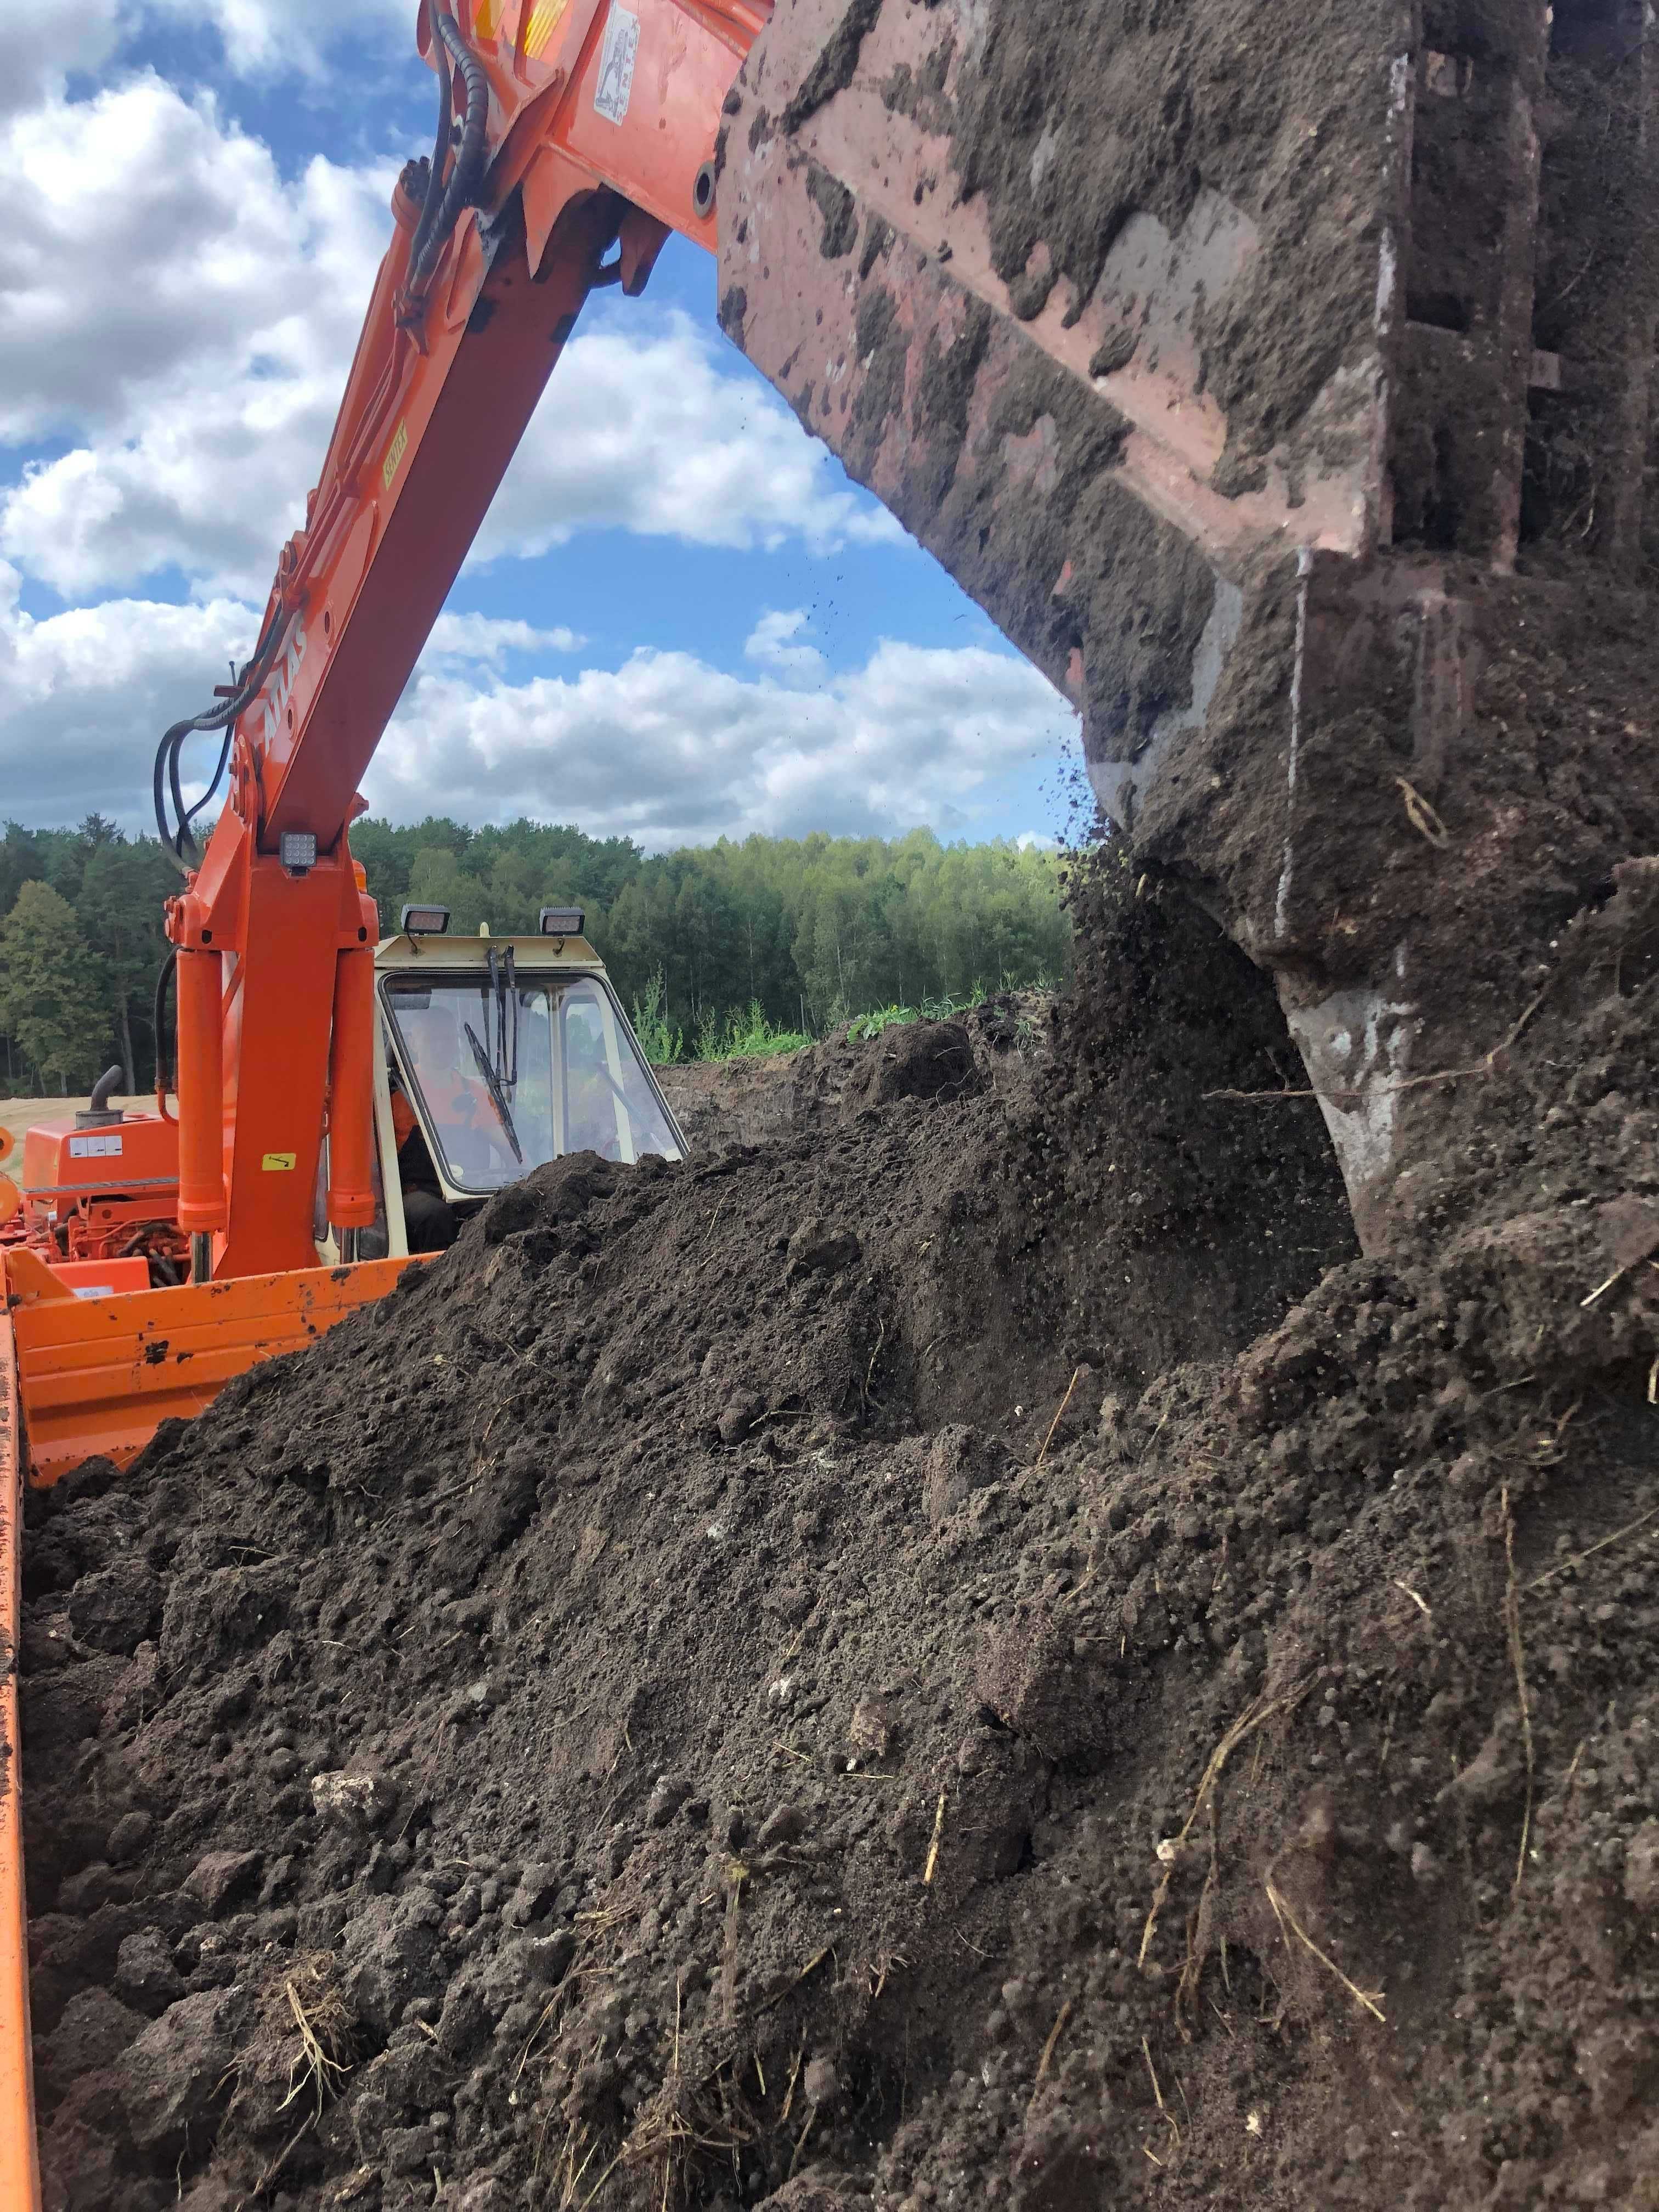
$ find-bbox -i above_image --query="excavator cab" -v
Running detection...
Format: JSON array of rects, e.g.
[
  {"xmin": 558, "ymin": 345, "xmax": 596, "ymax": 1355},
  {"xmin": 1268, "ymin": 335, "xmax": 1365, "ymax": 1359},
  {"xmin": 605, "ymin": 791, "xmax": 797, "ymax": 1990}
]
[
  {"xmin": 353, "ymin": 912, "xmax": 685, "ymax": 1259},
  {"xmin": 1, "ymin": 911, "xmax": 685, "ymax": 1490}
]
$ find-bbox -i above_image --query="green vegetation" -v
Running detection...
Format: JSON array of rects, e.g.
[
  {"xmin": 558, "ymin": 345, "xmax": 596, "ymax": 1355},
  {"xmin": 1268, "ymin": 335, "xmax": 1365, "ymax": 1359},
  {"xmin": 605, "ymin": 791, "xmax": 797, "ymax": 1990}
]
[
  {"xmin": 0, "ymin": 815, "xmax": 1070, "ymax": 1093},
  {"xmin": 692, "ymin": 1001, "xmax": 813, "ymax": 1064},
  {"xmin": 847, "ymin": 986, "xmax": 998, "ymax": 1041},
  {"xmin": 629, "ymin": 969, "xmax": 683, "ymax": 1068},
  {"xmin": 0, "ymin": 817, "xmax": 177, "ymax": 1094}
]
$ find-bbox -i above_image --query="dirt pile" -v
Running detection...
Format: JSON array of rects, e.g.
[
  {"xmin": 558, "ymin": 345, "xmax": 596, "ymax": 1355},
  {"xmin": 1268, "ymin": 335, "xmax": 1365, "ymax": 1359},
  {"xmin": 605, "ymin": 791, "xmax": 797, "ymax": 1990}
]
[{"xmin": 18, "ymin": 855, "xmax": 1659, "ymax": 2212}]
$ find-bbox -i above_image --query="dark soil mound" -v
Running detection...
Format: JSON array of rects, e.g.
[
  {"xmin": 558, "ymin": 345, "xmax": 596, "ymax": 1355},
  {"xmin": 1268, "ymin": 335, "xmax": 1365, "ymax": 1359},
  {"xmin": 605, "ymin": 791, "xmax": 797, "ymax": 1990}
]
[{"xmin": 19, "ymin": 858, "xmax": 1659, "ymax": 2212}]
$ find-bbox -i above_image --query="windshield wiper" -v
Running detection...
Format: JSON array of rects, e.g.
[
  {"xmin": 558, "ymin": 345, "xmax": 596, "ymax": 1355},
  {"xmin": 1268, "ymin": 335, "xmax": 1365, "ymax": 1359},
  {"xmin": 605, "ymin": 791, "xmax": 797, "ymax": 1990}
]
[
  {"xmin": 464, "ymin": 1019, "xmax": 523, "ymax": 1164},
  {"xmin": 487, "ymin": 946, "xmax": 518, "ymax": 1092}
]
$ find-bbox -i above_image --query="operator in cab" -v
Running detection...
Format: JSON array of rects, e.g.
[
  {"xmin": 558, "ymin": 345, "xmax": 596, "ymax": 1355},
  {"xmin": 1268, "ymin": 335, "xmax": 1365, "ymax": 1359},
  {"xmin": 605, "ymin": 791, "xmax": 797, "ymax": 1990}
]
[
  {"xmin": 387, "ymin": 1001, "xmax": 503, "ymax": 1252},
  {"xmin": 387, "ymin": 1071, "xmax": 458, "ymax": 1253}
]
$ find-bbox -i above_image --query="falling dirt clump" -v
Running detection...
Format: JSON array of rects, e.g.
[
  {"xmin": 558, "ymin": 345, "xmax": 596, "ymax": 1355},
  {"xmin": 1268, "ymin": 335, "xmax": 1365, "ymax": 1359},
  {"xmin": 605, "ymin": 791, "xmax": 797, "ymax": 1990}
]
[{"xmin": 19, "ymin": 851, "xmax": 1659, "ymax": 2212}]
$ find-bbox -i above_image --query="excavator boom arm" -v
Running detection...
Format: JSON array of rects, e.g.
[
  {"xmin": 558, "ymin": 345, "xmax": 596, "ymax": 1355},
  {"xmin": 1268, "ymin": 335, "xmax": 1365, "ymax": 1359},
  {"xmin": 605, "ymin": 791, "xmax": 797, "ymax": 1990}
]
[{"xmin": 162, "ymin": 0, "xmax": 765, "ymax": 1281}]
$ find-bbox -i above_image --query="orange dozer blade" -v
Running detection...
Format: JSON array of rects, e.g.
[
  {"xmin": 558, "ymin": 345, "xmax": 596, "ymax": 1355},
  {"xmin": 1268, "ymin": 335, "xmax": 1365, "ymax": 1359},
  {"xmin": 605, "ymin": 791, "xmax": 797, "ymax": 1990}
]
[
  {"xmin": 4, "ymin": 1249, "xmax": 416, "ymax": 1489},
  {"xmin": 0, "ymin": 1304, "xmax": 41, "ymax": 2212}
]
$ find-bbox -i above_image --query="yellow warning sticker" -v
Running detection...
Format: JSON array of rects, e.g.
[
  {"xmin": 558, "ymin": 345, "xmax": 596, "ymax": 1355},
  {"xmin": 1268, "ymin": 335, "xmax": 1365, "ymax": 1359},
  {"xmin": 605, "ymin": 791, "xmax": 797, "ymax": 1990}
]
[
  {"xmin": 473, "ymin": 0, "xmax": 501, "ymax": 32},
  {"xmin": 523, "ymin": 0, "xmax": 570, "ymax": 59},
  {"xmin": 382, "ymin": 419, "xmax": 408, "ymax": 494},
  {"xmin": 261, "ymin": 1152, "xmax": 298, "ymax": 1173}
]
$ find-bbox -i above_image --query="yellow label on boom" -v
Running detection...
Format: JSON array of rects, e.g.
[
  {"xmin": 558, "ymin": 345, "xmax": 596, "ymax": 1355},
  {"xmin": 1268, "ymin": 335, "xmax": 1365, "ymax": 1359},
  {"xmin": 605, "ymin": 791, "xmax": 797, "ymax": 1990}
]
[
  {"xmin": 261, "ymin": 1153, "xmax": 298, "ymax": 1173},
  {"xmin": 382, "ymin": 420, "xmax": 409, "ymax": 493}
]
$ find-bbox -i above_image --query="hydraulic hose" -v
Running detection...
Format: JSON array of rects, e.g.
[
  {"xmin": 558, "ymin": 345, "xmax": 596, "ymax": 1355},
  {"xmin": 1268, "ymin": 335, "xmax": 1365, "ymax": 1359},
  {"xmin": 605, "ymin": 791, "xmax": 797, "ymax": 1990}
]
[
  {"xmin": 152, "ymin": 947, "xmax": 177, "ymax": 1120},
  {"xmin": 412, "ymin": 1, "xmax": 491, "ymax": 290},
  {"xmin": 152, "ymin": 596, "xmax": 288, "ymax": 872},
  {"xmin": 407, "ymin": 0, "xmax": 456, "ymax": 278}
]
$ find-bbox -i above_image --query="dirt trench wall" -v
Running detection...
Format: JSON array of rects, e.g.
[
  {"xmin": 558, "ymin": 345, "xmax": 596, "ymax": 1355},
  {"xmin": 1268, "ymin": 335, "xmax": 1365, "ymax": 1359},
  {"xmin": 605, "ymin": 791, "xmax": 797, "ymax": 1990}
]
[{"xmin": 718, "ymin": 0, "xmax": 1659, "ymax": 1254}]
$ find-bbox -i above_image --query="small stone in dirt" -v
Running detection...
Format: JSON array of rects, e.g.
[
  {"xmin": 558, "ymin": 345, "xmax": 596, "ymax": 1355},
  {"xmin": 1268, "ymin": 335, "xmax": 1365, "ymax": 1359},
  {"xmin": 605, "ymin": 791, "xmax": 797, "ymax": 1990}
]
[
  {"xmin": 115, "ymin": 1926, "xmax": 187, "ymax": 2016},
  {"xmin": 848, "ymin": 1698, "xmax": 892, "ymax": 1758},
  {"xmin": 786, "ymin": 1217, "xmax": 862, "ymax": 1276},
  {"xmin": 184, "ymin": 1849, "xmax": 262, "ymax": 1915},
  {"xmin": 57, "ymin": 1861, "xmax": 132, "ymax": 1915},
  {"xmin": 719, "ymin": 1393, "xmax": 764, "ymax": 1445},
  {"xmin": 506, "ymin": 1865, "xmax": 561, "ymax": 1925},
  {"xmin": 1438, "ymin": 1721, "xmax": 1519, "ymax": 1809},
  {"xmin": 311, "ymin": 1767, "xmax": 398, "ymax": 1832},
  {"xmin": 177, "ymin": 2179, "xmax": 236, "ymax": 2212},
  {"xmin": 384, "ymin": 2124, "xmax": 438, "ymax": 2177},
  {"xmin": 1626, "ymin": 1821, "xmax": 1659, "ymax": 1912},
  {"xmin": 646, "ymin": 1774, "xmax": 693, "ymax": 1827},
  {"xmin": 757, "ymin": 1803, "xmax": 806, "ymax": 1848},
  {"xmin": 803, "ymin": 2053, "xmax": 840, "ymax": 2108},
  {"xmin": 923, "ymin": 1425, "xmax": 1000, "ymax": 1528},
  {"xmin": 448, "ymin": 2175, "xmax": 514, "ymax": 2211},
  {"xmin": 106, "ymin": 1808, "xmax": 153, "ymax": 1864}
]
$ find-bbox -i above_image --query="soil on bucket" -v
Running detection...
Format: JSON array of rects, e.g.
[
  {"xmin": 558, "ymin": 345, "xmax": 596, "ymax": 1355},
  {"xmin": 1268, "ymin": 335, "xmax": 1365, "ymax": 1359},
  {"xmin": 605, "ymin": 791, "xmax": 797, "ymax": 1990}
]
[{"xmin": 18, "ymin": 848, "xmax": 1659, "ymax": 2212}]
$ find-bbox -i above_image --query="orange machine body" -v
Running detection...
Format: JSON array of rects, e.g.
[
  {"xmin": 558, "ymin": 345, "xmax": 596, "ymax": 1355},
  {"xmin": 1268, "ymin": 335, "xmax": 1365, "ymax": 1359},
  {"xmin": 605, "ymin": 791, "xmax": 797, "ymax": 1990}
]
[{"xmin": 11, "ymin": 1113, "xmax": 187, "ymax": 1275}]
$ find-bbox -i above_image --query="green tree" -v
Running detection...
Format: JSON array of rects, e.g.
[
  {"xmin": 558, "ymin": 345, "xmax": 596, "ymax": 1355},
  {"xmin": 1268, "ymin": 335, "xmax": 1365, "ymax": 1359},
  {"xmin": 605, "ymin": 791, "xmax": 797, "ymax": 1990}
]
[
  {"xmin": 75, "ymin": 831, "xmax": 174, "ymax": 1091},
  {"xmin": 0, "ymin": 824, "xmax": 44, "ymax": 919},
  {"xmin": 405, "ymin": 848, "xmax": 488, "ymax": 936},
  {"xmin": 0, "ymin": 881, "xmax": 110, "ymax": 1092}
]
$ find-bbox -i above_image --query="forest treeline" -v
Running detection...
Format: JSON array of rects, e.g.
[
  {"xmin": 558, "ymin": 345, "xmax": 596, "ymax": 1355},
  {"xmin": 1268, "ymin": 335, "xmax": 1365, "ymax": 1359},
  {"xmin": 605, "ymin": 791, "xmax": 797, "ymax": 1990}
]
[{"xmin": 0, "ymin": 815, "xmax": 1069, "ymax": 1093}]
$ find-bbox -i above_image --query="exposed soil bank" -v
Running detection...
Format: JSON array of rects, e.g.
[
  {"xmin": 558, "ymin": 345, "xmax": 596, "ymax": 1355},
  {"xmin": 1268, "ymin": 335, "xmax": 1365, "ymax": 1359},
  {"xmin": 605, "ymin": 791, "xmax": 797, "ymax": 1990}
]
[{"xmin": 19, "ymin": 854, "xmax": 1659, "ymax": 2211}]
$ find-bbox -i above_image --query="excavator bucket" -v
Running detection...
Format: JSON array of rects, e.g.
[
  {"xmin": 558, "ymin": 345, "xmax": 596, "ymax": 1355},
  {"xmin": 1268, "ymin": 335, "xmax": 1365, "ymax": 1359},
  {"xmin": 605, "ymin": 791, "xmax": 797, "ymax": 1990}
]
[{"xmin": 0, "ymin": 1248, "xmax": 416, "ymax": 1490}]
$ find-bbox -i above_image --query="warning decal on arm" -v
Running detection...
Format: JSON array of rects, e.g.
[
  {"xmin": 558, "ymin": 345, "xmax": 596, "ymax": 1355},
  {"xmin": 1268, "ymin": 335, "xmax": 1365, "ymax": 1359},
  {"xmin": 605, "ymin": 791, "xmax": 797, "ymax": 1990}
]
[{"xmin": 593, "ymin": 3, "xmax": 640, "ymax": 124}]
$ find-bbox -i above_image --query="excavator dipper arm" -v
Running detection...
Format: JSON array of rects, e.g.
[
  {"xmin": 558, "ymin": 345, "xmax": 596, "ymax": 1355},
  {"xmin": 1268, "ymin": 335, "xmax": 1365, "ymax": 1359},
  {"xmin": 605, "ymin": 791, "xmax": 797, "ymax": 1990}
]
[{"xmin": 161, "ymin": 0, "xmax": 767, "ymax": 1280}]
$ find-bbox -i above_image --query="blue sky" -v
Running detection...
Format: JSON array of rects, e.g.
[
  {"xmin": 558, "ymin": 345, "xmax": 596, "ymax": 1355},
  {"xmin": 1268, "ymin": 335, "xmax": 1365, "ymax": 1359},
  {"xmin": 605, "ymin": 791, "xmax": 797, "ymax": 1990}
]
[{"xmin": 0, "ymin": 2, "xmax": 1078, "ymax": 851}]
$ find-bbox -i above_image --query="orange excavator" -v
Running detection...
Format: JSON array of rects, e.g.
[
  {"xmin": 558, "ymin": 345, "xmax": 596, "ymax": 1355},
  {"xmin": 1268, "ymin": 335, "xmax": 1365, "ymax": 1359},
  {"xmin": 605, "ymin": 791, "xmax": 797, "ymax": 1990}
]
[{"xmin": 0, "ymin": 1, "xmax": 770, "ymax": 2192}]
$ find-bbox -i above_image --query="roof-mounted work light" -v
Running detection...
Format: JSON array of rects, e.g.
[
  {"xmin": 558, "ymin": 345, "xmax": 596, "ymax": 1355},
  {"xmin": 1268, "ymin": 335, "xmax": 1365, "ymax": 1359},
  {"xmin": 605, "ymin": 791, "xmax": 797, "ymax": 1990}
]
[
  {"xmin": 400, "ymin": 904, "xmax": 450, "ymax": 935},
  {"xmin": 539, "ymin": 906, "xmax": 585, "ymax": 937}
]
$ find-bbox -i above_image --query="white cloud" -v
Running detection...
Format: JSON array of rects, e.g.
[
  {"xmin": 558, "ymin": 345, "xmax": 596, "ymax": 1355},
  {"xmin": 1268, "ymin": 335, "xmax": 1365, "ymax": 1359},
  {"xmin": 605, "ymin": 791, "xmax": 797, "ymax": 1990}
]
[
  {"xmin": 1, "ymin": 0, "xmax": 124, "ymax": 121},
  {"xmin": 425, "ymin": 613, "xmax": 584, "ymax": 665},
  {"xmin": 0, "ymin": 561, "xmax": 257, "ymax": 826},
  {"xmin": 476, "ymin": 318, "xmax": 901, "ymax": 566},
  {"xmin": 744, "ymin": 609, "xmax": 827, "ymax": 681},
  {"xmin": 0, "ymin": 580, "xmax": 577, "ymax": 827},
  {"xmin": 0, "ymin": 561, "xmax": 1076, "ymax": 846},
  {"xmin": 0, "ymin": 77, "xmax": 897, "ymax": 602},
  {"xmin": 0, "ymin": 77, "xmax": 387, "ymax": 451},
  {"xmin": 370, "ymin": 638, "xmax": 1076, "ymax": 848}
]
